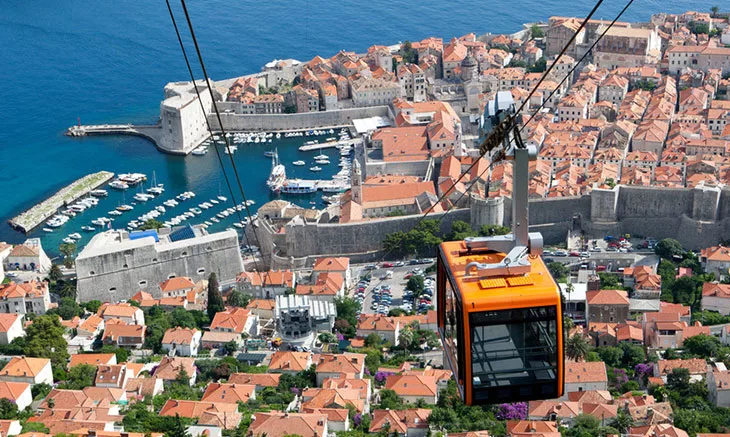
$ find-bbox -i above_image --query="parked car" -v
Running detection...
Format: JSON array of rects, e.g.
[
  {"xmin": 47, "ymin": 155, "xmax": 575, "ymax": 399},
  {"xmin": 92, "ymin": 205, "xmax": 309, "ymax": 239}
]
[
  {"xmin": 569, "ymin": 251, "xmax": 580, "ymax": 257},
  {"xmin": 364, "ymin": 265, "xmax": 378, "ymax": 270},
  {"xmin": 589, "ymin": 247, "xmax": 601, "ymax": 252},
  {"xmin": 580, "ymin": 252, "xmax": 589, "ymax": 258},
  {"xmin": 382, "ymin": 262, "xmax": 394, "ymax": 268},
  {"xmin": 394, "ymin": 261, "xmax": 405, "ymax": 267},
  {"xmin": 554, "ymin": 250, "xmax": 568, "ymax": 257}
]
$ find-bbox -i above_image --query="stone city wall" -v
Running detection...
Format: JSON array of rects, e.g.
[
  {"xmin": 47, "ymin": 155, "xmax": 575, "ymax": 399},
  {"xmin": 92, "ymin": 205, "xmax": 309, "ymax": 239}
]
[{"xmin": 209, "ymin": 106, "xmax": 391, "ymax": 132}]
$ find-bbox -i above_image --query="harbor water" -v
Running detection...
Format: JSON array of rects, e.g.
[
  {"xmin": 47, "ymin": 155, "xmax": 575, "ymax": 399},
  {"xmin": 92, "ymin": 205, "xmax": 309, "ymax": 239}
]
[{"xmin": 0, "ymin": 0, "xmax": 701, "ymax": 257}]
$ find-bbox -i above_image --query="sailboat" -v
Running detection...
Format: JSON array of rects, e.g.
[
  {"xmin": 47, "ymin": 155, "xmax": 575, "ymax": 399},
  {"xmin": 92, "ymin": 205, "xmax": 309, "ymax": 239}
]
[
  {"xmin": 147, "ymin": 171, "xmax": 164, "ymax": 195},
  {"xmin": 267, "ymin": 148, "xmax": 286, "ymax": 193}
]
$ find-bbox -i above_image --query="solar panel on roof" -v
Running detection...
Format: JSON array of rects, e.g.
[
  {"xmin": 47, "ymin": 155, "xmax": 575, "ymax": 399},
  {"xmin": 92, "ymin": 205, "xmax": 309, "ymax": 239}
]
[{"xmin": 169, "ymin": 225, "xmax": 196, "ymax": 242}]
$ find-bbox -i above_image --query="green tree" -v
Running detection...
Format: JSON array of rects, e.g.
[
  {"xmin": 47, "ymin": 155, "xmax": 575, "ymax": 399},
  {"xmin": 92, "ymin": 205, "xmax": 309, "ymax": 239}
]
[
  {"xmin": 318, "ymin": 332, "xmax": 337, "ymax": 344},
  {"xmin": 378, "ymin": 389, "xmax": 405, "ymax": 410},
  {"xmin": 683, "ymin": 333, "xmax": 720, "ymax": 358},
  {"xmin": 398, "ymin": 325, "xmax": 415, "ymax": 352},
  {"xmin": 227, "ymin": 289, "xmax": 252, "ymax": 308},
  {"xmin": 401, "ymin": 41, "xmax": 418, "ymax": 65},
  {"xmin": 566, "ymin": 334, "xmax": 591, "ymax": 362},
  {"xmin": 528, "ymin": 57, "xmax": 547, "ymax": 73},
  {"xmin": 610, "ymin": 407, "xmax": 634, "ymax": 434},
  {"xmin": 207, "ymin": 272, "xmax": 224, "ymax": 320},
  {"xmin": 23, "ymin": 315, "xmax": 69, "ymax": 368},
  {"xmin": 31, "ymin": 383, "xmax": 52, "ymax": 400},
  {"xmin": 99, "ymin": 345, "xmax": 130, "ymax": 363},
  {"xmin": 447, "ymin": 221, "xmax": 476, "ymax": 241},
  {"xmin": 596, "ymin": 346, "xmax": 623, "ymax": 368},
  {"xmin": 170, "ymin": 308, "xmax": 196, "ymax": 328},
  {"xmin": 655, "ymin": 238, "xmax": 684, "ymax": 260},
  {"xmin": 564, "ymin": 414, "xmax": 600, "ymax": 437},
  {"xmin": 335, "ymin": 297, "xmax": 361, "ymax": 332},
  {"xmin": 547, "ymin": 262, "xmax": 569, "ymax": 283},
  {"xmin": 508, "ymin": 59, "xmax": 527, "ymax": 68},
  {"xmin": 619, "ymin": 342, "xmax": 646, "ymax": 368},
  {"xmin": 21, "ymin": 422, "xmax": 49, "ymax": 434},
  {"xmin": 0, "ymin": 398, "xmax": 18, "ymax": 419},
  {"xmin": 222, "ymin": 341, "xmax": 238, "ymax": 356},
  {"xmin": 598, "ymin": 272, "xmax": 622, "ymax": 289},
  {"xmin": 51, "ymin": 297, "xmax": 84, "ymax": 320},
  {"xmin": 84, "ymin": 300, "xmax": 103, "ymax": 313},
  {"xmin": 479, "ymin": 224, "xmax": 510, "ymax": 236},
  {"xmin": 48, "ymin": 264, "xmax": 63, "ymax": 284},
  {"xmin": 165, "ymin": 414, "xmax": 191, "ymax": 437},
  {"xmin": 60, "ymin": 364, "xmax": 97, "ymax": 390},
  {"xmin": 530, "ymin": 24, "xmax": 545, "ymax": 38},
  {"xmin": 140, "ymin": 219, "xmax": 164, "ymax": 230},
  {"xmin": 711, "ymin": 6, "xmax": 719, "ymax": 17},
  {"xmin": 406, "ymin": 275, "xmax": 425, "ymax": 294},
  {"xmin": 59, "ymin": 243, "xmax": 77, "ymax": 268},
  {"xmin": 365, "ymin": 333, "xmax": 383, "ymax": 348}
]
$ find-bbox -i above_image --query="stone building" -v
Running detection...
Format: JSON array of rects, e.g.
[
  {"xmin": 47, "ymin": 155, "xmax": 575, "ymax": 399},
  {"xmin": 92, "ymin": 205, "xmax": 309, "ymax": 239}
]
[
  {"xmin": 586, "ymin": 289, "xmax": 630, "ymax": 323},
  {"xmin": 593, "ymin": 27, "xmax": 661, "ymax": 69},
  {"xmin": 275, "ymin": 295, "xmax": 335, "ymax": 347},
  {"xmin": 75, "ymin": 226, "xmax": 243, "ymax": 302},
  {"xmin": 159, "ymin": 81, "xmax": 213, "ymax": 154},
  {"xmin": 0, "ymin": 280, "xmax": 50, "ymax": 315}
]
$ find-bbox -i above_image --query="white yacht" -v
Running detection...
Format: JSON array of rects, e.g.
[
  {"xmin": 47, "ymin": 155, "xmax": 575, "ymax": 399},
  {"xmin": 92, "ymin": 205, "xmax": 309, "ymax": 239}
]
[{"xmin": 293, "ymin": 160, "xmax": 306, "ymax": 166}]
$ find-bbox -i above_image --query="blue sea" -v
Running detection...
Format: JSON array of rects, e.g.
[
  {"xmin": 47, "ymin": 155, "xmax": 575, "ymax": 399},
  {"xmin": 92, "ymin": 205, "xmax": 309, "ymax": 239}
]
[{"xmin": 0, "ymin": 0, "xmax": 702, "ymax": 257}]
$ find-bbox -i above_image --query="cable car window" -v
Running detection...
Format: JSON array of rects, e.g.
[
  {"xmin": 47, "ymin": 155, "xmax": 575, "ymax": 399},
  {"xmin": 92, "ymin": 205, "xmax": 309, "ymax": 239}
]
[
  {"xmin": 469, "ymin": 306, "xmax": 558, "ymax": 401},
  {"xmin": 444, "ymin": 277, "xmax": 462, "ymax": 381}
]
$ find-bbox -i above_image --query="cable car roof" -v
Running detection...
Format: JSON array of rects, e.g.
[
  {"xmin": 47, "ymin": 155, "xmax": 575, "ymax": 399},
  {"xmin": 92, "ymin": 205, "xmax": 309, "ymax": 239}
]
[{"xmin": 440, "ymin": 240, "xmax": 560, "ymax": 312}]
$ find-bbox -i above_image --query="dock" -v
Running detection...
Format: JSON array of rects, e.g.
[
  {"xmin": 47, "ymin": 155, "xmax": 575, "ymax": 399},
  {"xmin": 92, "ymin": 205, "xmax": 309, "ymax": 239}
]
[
  {"xmin": 8, "ymin": 171, "xmax": 115, "ymax": 233},
  {"xmin": 66, "ymin": 124, "xmax": 162, "ymax": 146}
]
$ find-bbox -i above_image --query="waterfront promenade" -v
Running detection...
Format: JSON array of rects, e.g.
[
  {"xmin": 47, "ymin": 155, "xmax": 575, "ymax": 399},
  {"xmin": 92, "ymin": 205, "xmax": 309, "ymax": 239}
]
[{"xmin": 9, "ymin": 171, "xmax": 114, "ymax": 233}]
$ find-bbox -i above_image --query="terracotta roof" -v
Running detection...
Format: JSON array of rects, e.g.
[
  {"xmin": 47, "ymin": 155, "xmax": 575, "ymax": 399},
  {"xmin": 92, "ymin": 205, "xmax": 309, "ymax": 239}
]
[
  {"xmin": 301, "ymin": 407, "xmax": 348, "ymax": 423},
  {"xmin": 702, "ymin": 246, "xmax": 730, "ymax": 262},
  {"xmin": 0, "ymin": 281, "xmax": 48, "ymax": 299},
  {"xmin": 321, "ymin": 377, "xmax": 370, "ymax": 399},
  {"xmin": 385, "ymin": 374, "xmax": 437, "ymax": 397},
  {"xmin": 99, "ymin": 303, "xmax": 140, "ymax": 319},
  {"xmin": 357, "ymin": 314, "xmax": 398, "ymax": 332},
  {"xmin": 210, "ymin": 308, "xmax": 251, "ymax": 334},
  {"xmin": 201, "ymin": 383, "xmax": 256, "ymax": 403},
  {"xmin": 94, "ymin": 365, "xmax": 126, "ymax": 387},
  {"xmin": 657, "ymin": 358, "xmax": 707, "ymax": 375},
  {"xmin": 315, "ymin": 353, "xmax": 365, "ymax": 375},
  {"xmin": 564, "ymin": 361, "xmax": 607, "ymax": 384},
  {"xmin": 0, "ymin": 381, "xmax": 29, "ymax": 401},
  {"xmin": 153, "ymin": 357, "xmax": 196, "ymax": 381},
  {"xmin": 246, "ymin": 299, "xmax": 276, "ymax": 311},
  {"xmin": 69, "ymin": 353, "xmax": 116, "ymax": 368},
  {"xmin": 249, "ymin": 412, "xmax": 327, "ymax": 437},
  {"xmin": 616, "ymin": 324, "xmax": 643, "ymax": 342},
  {"xmin": 0, "ymin": 357, "xmax": 50, "ymax": 378},
  {"xmin": 370, "ymin": 409, "xmax": 430, "ymax": 434},
  {"xmin": 372, "ymin": 126, "xmax": 430, "ymax": 162},
  {"xmin": 269, "ymin": 351, "xmax": 311, "ymax": 372},
  {"xmin": 125, "ymin": 377, "xmax": 160, "ymax": 398},
  {"xmin": 703, "ymin": 282, "xmax": 730, "ymax": 298},
  {"xmin": 586, "ymin": 289, "xmax": 629, "ymax": 305},
  {"xmin": 508, "ymin": 420, "xmax": 559, "ymax": 434},
  {"xmin": 102, "ymin": 324, "xmax": 145, "ymax": 342},
  {"xmin": 201, "ymin": 331, "xmax": 240, "ymax": 344},
  {"xmin": 9, "ymin": 245, "xmax": 39, "ymax": 257},
  {"xmin": 162, "ymin": 327, "xmax": 199, "ymax": 345},
  {"xmin": 129, "ymin": 291, "xmax": 154, "ymax": 303},
  {"xmin": 567, "ymin": 390, "xmax": 612, "ymax": 404},
  {"xmin": 296, "ymin": 272, "xmax": 344, "ymax": 296},
  {"xmin": 228, "ymin": 373, "xmax": 280, "ymax": 387},
  {"xmin": 159, "ymin": 276, "xmax": 195, "ymax": 292},
  {"xmin": 237, "ymin": 270, "xmax": 295, "ymax": 288},
  {"xmin": 0, "ymin": 313, "xmax": 21, "ymax": 332},
  {"xmin": 159, "ymin": 399, "xmax": 238, "ymax": 418}
]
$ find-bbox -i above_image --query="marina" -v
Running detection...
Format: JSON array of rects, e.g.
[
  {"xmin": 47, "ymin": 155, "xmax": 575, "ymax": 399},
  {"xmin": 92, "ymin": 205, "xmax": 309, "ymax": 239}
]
[{"xmin": 8, "ymin": 171, "xmax": 114, "ymax": 234}]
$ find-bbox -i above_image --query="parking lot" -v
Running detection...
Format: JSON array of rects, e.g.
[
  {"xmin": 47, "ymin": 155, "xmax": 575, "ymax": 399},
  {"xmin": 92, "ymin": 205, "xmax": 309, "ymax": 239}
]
[{"xmin": 350, "ymin": 260, "xmax": 436, "ymax": 316}]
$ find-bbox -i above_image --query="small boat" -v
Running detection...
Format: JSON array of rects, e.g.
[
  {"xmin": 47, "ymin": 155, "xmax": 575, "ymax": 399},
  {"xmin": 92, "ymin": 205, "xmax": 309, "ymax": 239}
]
[
  {"xmin": 155, "ymin": 206, "xmax": 166, "ymax": 213},
  {"xmin": 81, "ymin": 226, "xmax": 95, "ymax": 232},
  {"xmin": 210, "ymin": 199, "xmax": 219, "ymax": 204},
  {"xmin": 293, "ymin": 160, "xmax": 306, "ymax": 166},
  {"xmin": 217, "ymin": 195, "xmax": 227, "ymax": 202},
  {"xmin": 109, "ymin": 180, "xmax": 129, "ymax": 190},
  {"xmin": 315, "ymin": 159, "xmax": 330, "ymax": 165},
  {"xmin": 216, "ymin": 212, "xmax": 226, "ymax": 219},
  {"xmin": 309, "ymin": 166, "xmax": 322, "ymax": 172},
  {"xmin": 314, "ymin": 154, "xmax": 328, "ymax": 160},
  {"xmin": 204, "ymin": 221, "xmax": 212, "ymax": 226},
  {"xmin": 68, "ymin": 233, "xmax": 82, "ymax": 240},
  {"xmin": 233, "ymin": 222, "xmax": 245, "ymax": 229},
  {"xmin": 210, "ymin": 217, "xmax": 220, "ymax": 223},
  {"xmin": 133, "ymin": 193, "xmax": 152, "ymax": 202},
  {"xmin": 90, "ymin": 189, "xmax": 108, "ymax": 197},
  {"xmin": 62, "ymin": 238, "xmax": 76, "ymax": 244},
  {"xmin": 264, "ymin": 151, "xmax": 276, "ymax": 158},
  {"xmin": 192, "ymin": 146, "xmax": 208, "ymax": 156},
  {"xmin": 43, "ymin": 228, "xmax": 54, "ymax": 233},
  {"xmin": 246, "ymin": 200, "xmax": 256, "ymax": 206}
]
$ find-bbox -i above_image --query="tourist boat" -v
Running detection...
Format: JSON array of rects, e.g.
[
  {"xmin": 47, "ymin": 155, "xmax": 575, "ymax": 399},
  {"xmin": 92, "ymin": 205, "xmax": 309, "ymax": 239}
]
[
  {"xmin": 281, "ymin": 179, "xmax": 317, "ymax": 194},
  {"xmin": 309, "ymin": 166, "xmax": 322, "ymax": 172},
  {"xmin": 192, "ymin": 146, "xmax": 208, "ymax": 156},
  {"xmin": 62, "ymin": 237, "xmax": 75, "ymax": 244},
  {"xmin": 314, "ymin": 159, "xmax": 330, "ymax": 165},
  {"xmin": 90, "ymin": 189, "xmax": 108, "ymax": 197},
  {"xmin": 293, "ymin": 160, "xmax": 305, "ymax": 166},
  {"xmin": 109, "ymin": 180, "xmax": 129, "ymax": 190},
  {"xmin": 314, "ymin": 154, "xmax": 328, "ymax": 160},
  {"xmin": 118, "ymin": 173, "xmax": 147, "ymax": 185},
  {"xmin": 43, "ymin": 228, "xmax": 54, "ymax": 233},
  {"xmin": 68, "ymin": 233, "xmax": 82, "ymax": 240},
  {"xmin": 116, "ymin": 204, "xmax": 134, "ymax": 212}
]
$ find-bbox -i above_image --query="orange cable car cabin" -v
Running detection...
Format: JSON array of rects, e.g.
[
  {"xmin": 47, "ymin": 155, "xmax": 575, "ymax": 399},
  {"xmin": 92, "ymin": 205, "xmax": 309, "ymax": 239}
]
[
  {"xmin": 437, "ymin": 240, "xmax": 564, "ymax": 404},
  {"xmin": 436, "ymin": 91, "xmax": 564, "ymax": 405}
]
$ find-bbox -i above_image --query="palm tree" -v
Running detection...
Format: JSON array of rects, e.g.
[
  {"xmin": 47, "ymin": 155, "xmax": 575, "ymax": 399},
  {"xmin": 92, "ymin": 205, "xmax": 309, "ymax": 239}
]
[
  {"xmin": 565, "ymin": 333, "xmax": 591, "ymax": 362},
  {"xmin": 399, "ymin": 325, "xmax": 414, "ymax": 353},
  {"xmin": 711, "ymin": 6, "xmax": 719, "ymax": 17}
]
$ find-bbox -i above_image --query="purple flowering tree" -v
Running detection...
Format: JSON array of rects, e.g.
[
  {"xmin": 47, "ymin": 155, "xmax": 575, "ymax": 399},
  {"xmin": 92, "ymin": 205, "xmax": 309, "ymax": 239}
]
[
  {"xmin": 353, "ymin": 413, "xmax": 362, "ymax": 427},
  {"xmin": 374, "ymin": 371, "xmax": 394, "ymax": 386},
  {"xmin": 496, "ymin": 402, "xmax": 528, "ymax": 420},
  {"xmin": 635, "ymin": 363, "xmax": 653, "ymax": 386}
]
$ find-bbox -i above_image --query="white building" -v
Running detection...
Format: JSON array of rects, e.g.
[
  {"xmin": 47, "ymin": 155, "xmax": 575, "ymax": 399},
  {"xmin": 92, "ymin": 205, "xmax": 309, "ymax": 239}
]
[
  {"xmin": 0, "ymin": 357, "xmax": 53, "ymax": 386},
  {"xmin": 161, "ymin": 327, "xmax": 202, "ymax": 357},
  {"xmin": 0, "ymin": 314, "xmax": 24, "ymax": 345},
  {"xmin": 350, "ymin": 77, "xmax": 401, "ymax": 107},
  {"xmin": 0, "ymin": 280, "xmax": 51, "ymax": 315},
  {"xmin": 0, "ymin": 382, "xmax": 32, "ymax": 411},
  {"xmin": 3, "ymin": 239, "xmax": 51, "ymax": 273}
]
